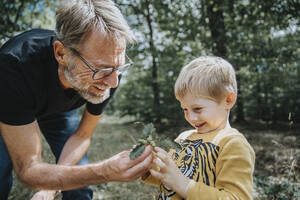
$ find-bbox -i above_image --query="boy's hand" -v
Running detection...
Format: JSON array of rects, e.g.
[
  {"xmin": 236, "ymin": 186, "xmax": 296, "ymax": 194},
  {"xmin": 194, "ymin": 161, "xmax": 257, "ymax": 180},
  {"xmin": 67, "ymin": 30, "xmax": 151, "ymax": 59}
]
[{"xmin": 150, "ymin": 147, "xmax": 191, "ymax": 198}]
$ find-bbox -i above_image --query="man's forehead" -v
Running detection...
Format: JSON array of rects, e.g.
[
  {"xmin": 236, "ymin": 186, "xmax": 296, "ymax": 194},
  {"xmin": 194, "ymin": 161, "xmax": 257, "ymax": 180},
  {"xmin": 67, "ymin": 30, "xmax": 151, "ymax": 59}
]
[
  {"xmin": 90, "ymin": 39, "xmax": 125, "ymax": 55},
  {"xmin": 111, "ymin": 44, "xmax": 126, "ymax": 55},
  {"xmin": 81, "ymin": 29, "xmax": 126, "ymax": 54},
  {"xmin": 81, "ymin": 32, "xmax": 127, "ymax": 66},
  {"xmin": 90, "ymin": 51, "xmax": 125, "ymax": 67}
]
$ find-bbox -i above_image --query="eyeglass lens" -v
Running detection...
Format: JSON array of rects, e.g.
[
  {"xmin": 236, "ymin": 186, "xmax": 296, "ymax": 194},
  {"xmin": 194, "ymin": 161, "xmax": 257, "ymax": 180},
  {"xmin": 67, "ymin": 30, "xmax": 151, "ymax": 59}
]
[
  {"xmin": 94, "ymin": 65, "xmax": 130, "ymax": 79},
  {"xmin": 94, "ymin": 70, "xmax": 114, "ymax": 79}
]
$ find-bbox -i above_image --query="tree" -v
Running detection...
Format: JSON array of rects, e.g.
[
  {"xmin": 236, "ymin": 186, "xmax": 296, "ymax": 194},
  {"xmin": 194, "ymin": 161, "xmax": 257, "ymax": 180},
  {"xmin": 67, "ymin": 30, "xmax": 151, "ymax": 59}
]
[
  {"xmin": 0, "ymin": 0, "xmax": 57, "ymax": 45},
  {"xmin": 111, "ymin": 0, "xmax": 299, "ymax": 127}
]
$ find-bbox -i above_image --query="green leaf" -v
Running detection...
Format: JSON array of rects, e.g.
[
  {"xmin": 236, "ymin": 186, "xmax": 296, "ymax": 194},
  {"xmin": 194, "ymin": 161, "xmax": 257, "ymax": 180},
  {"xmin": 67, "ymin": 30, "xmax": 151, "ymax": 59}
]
[
  {"xmin": 142, "ymin": 123, "xmax": 156, "ymax": 137},
  {"xmin": 130, "ymin": 144, "xmax": 145, "ymax": 160}
]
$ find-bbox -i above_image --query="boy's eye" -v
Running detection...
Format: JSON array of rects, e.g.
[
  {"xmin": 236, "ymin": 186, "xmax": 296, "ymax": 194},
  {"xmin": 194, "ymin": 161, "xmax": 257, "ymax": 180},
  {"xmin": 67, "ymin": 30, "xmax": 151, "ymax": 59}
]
[
  {"xmin": 182, "ymin": 108, "xmax": 188, "ymax": 112},
  {"xmin": 193, "ymin": 107, "xmax": 202, "ymax": 112}
]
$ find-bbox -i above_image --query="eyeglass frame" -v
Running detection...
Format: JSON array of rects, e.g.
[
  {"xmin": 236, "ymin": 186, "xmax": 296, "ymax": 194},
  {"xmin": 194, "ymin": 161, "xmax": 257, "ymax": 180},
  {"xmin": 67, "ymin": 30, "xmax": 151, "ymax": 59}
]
[{"xmin": 68, "ymin": 47, "xmax": 133, "ymax": 80}]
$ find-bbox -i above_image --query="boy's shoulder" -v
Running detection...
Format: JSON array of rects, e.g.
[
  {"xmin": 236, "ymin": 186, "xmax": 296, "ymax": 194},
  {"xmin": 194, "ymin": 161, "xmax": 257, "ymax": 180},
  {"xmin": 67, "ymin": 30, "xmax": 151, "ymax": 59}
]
[
  {"xmin": 212, "ymin": 127, "xmax": 243, "ymax": 145},
  {"xmin": 214, "ymin": 128, "xmax": 255, "ymax": 157},
  {"xmin": 174, "ymin": 129, "xmax": 197, "ymax": 144}
]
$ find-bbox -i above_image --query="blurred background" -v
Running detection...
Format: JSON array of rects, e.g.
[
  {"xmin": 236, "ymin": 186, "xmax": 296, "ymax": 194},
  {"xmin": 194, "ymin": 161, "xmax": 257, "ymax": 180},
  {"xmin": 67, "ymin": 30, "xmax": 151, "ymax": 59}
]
[{"xmin": 1, "ymin": 0, "xmax": 299, "ymax": 199}]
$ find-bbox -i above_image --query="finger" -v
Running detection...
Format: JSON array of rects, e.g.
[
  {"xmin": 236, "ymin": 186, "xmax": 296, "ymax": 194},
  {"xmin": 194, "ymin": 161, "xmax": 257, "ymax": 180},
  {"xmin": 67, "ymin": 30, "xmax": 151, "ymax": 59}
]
[
  {"xmin": 127, "ymin": 152, "xmax": 153, "ymax": 178},
  {"xmin": 155, "ymin": 151, "xmax": 168, "ymax": 163},
  {"xmin": 142, "ymin": 145, "xmax": 153, "ymax": 156},
  {"xmin": 130, "ymin": 145, "xmax": 153, "ymax": 164},
  {"xmin": 150, "ymin": 168, "xmax": 162, "ymax": 180},
  {"xmin": 155, "ymin": 146, "xmax": 168, "ymax": 154},
  {"xmin": 152, "ymin": 151, "xmax": 158, "ymax": 156},
  {"xmin": 153, "ymin": 157, "xmax": 166, "ymax": 170},
  {"xmin": 141, "ymin": 170, "xmax": 151, "ymax": 180},
  {"xmin": 131, "ymin": 144, "xmax": 137, "ymax": 150}
]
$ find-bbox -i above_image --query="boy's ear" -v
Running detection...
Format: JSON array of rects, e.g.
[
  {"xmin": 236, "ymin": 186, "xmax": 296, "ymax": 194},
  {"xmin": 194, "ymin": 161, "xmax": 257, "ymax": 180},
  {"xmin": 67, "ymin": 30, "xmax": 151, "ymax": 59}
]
[
  {"xmin": 53, "ymin": 40, "xmax": 68, "ymax": 66},
  {"xmin": 225, "ymin": 92, "xmax": 236, "ymax": 110}
]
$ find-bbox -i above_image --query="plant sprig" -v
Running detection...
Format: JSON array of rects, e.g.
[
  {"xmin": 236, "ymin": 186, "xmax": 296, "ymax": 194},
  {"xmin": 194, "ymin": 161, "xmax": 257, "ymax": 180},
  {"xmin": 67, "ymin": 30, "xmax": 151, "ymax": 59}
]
[{"xmin": 130, "ymin": 123, "xmax": 157, "ymax": 160}]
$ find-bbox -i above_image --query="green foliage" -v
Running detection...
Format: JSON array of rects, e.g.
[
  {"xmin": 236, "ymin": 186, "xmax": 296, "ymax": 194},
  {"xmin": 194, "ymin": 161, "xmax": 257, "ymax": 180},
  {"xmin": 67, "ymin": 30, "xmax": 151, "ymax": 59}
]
[
  {"xmin": 142, "ymin": 123, "xmax": 156, "ymax": 137},
  {"xmin": 254, "ymin": 176, "xmax": 300, "ymax": 200},
  {"xmin": 0, "ymin": 0, "xmax": 57, "ymax": 45},
  {"xmin": 111, "ymin": 0, "xmax": 299, "ymax": 127},
  {"xmin": 0, "ymin": 0, "xmax": 298, "ymax": 127},
  {"xmin": 130, "ymin": 123, "xmax": 157, "ymax": 159}
]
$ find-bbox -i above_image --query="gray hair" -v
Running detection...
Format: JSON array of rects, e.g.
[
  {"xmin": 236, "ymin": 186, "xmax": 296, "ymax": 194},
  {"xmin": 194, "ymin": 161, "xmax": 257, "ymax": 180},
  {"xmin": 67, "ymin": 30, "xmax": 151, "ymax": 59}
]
[{"xmin": 55, "ymin": 0, "xmax": 135, "ymax": 49}]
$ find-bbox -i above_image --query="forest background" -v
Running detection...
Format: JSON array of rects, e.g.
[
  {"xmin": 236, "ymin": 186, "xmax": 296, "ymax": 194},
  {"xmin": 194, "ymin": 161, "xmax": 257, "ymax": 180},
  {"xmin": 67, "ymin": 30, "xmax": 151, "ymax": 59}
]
[{"xmin": 1, "ymin": 0, "xmax": 299, "ymax": 199}]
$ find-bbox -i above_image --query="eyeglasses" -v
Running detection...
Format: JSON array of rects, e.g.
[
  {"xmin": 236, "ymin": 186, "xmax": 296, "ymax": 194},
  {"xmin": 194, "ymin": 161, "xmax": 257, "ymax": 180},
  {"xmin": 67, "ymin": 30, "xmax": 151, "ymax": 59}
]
[{"xmin": 69, "ymin": 47, "xmax": 133, "ymax": 80}]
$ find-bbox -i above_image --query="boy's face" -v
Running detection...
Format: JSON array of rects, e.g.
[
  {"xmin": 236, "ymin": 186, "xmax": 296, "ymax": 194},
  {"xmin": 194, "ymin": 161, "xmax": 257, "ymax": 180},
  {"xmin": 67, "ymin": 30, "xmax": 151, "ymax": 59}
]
[{"xmin": 179, "ymin": 92, "xmax": 229, "ymax": 133}]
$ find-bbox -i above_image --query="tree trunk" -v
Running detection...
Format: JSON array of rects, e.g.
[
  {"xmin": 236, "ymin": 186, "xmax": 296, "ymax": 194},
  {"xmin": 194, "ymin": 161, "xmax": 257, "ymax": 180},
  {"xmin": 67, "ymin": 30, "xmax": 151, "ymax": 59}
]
[
  {"xmin": 236, "ymin": 76, "xmax": 245, "ymax": 122},
  {"xmin": 206, "ymin": 0, "xmax": 246, "ymax": 122},
  {"xmin": 207, "ymin": 0, "xmax": 227, "ymax": 57},
  {"xmin": 256, "ymin": 71, "xmax": 262, "ymax": 121},
  {"xmin": 145, "ymin": 0, "xmax": 161, "ymax": 124}
]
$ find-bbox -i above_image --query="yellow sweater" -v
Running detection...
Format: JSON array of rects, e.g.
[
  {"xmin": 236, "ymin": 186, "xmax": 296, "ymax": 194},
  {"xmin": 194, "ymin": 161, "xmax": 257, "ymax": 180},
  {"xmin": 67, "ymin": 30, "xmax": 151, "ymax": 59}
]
[{"xmin": 143, "ymin": 127, "xmax": 255, "ymax": 200}]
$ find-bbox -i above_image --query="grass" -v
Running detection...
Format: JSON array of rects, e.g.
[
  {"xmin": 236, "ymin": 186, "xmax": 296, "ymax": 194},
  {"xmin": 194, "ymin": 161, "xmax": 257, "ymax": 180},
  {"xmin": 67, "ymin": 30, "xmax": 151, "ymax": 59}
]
[{"xmin": 8, "ymin": 115, "xmax": 300, "ymax": 199}]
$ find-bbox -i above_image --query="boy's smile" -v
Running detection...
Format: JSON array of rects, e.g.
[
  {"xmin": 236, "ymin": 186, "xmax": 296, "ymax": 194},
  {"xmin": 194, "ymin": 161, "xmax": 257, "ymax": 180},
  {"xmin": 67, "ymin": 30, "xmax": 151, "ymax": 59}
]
[{"xmin": 179, "ymin": 92, "xmax": 229, "ymax": 134}]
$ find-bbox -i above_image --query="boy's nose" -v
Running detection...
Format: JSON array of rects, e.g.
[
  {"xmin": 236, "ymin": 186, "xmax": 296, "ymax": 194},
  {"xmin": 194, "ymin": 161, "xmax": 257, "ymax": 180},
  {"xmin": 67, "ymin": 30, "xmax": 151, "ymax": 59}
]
[
  {"xmin": 102, "ymin": 71, "xmax": 119, "ymax": 88},
  {"xmin": 188, "ymin": 112, "xmax": 198, "ymax": 121}
]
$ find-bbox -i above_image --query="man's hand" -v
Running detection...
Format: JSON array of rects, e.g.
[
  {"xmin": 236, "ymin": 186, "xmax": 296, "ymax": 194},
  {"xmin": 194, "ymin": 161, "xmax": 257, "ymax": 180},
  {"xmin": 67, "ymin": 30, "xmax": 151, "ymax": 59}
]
[
  {"xmin": 149, "ymin": 147, "xmax": 191, "ymax": 198},
  {"xmin": 30, "ymin": 190, "xmax": 57, "ymax": 200},
  {"xmin": 102, "ymin": 145, "xmax": 153, "ymax": 182}
]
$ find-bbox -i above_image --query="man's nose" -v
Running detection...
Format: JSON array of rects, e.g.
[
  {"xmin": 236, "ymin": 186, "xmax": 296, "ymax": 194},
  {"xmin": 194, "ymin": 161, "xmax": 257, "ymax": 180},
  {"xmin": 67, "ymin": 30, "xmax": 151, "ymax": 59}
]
[{"xmin": 102, "ymin": 70, "xmax": 119, "ymax": 88}]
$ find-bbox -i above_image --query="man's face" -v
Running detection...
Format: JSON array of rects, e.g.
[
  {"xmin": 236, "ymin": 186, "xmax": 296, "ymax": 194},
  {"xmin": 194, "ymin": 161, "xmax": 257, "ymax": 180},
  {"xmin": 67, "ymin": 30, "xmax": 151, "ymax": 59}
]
[
  {"xmin": 63, "ymin": 55, "xmax": 111, "ymax": 104},
  {"xmin": 62, "ymin": 30, "xmax": 126, "ymax": 104}
]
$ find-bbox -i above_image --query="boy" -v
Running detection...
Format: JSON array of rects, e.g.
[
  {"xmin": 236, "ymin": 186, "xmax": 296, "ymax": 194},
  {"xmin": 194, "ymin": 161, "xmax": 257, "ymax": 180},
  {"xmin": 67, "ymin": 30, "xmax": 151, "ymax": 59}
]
[{"xmin": 143, "ymin": 56, "xmax": 255, "ymax": 199}]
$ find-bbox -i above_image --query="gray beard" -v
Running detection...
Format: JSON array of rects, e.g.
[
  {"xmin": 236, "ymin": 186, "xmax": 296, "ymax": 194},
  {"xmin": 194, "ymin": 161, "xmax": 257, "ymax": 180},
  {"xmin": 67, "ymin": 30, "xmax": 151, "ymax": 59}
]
[
  {"xmin": 76, "ymin": 87, "xmax": 110, "ymax": 104},
  {"xmin": 63, "ymin": 66, "xmax": 110, "ymax": 104}
]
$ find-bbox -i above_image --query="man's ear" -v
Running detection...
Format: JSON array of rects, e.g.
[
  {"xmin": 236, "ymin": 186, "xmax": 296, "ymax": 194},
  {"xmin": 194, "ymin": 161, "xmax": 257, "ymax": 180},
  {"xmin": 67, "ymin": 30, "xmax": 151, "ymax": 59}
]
[
  {"xmin": 53, "ymin": 40, "xmax": 68, "ymax": 66},
  {"xmin": 225, "ymin": 92, "xmax": 236, "ymax": 110}
]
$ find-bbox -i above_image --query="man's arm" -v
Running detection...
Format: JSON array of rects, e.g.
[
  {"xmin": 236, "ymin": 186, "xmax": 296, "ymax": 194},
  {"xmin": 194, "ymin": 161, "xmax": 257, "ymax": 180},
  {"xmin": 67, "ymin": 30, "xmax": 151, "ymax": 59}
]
[
  {"xmin": 31, "ymin": 108, "xmax": 101, "ymax": 199},
  {"xmin": 0, "ymin": 117, "xmax": 153, "ymax": 191},
  {"xmin": 57, "ymin": 107, "xmax": 100, "ymax": 165}
]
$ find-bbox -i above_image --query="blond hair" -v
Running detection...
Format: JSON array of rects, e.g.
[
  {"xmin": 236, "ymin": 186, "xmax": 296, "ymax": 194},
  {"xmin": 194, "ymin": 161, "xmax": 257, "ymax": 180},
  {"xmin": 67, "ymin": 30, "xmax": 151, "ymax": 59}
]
[
  {"xmin": 175, "ymin": 56, "xmax": 237, "ymax": 102},
  {"xmin": 55, "ymin": 0, "xmax": 134, "ymax": 49}
]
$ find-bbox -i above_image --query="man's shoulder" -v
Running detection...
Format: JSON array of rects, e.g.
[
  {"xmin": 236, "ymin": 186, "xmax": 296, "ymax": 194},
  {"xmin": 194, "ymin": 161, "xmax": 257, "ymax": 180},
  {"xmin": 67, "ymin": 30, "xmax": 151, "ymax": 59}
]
[
  {"xmin": 1, "ymin": 29, "xmax": 55, "ymax": 47},
  {"xmin": 0, "ymin": 29, "xmax": 56, "ymax": 60},
  {"xmin": 15, "ymin": 29, "xmax": 56, "ymax": 42}
]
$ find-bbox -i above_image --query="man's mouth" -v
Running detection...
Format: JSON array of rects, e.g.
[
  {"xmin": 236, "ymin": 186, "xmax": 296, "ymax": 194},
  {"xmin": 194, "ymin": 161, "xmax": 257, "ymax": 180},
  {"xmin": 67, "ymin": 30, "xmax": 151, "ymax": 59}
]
[{"xmin": 90, "ymin": 85, "xmax": 107, "ymax": 96}]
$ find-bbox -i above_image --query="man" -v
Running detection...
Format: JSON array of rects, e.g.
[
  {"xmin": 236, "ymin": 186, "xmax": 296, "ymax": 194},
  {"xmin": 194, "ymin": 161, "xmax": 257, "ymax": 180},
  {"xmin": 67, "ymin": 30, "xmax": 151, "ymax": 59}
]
[{"xmin": 0, "ymin": 0, "xmax": 152, "ymax": 199}]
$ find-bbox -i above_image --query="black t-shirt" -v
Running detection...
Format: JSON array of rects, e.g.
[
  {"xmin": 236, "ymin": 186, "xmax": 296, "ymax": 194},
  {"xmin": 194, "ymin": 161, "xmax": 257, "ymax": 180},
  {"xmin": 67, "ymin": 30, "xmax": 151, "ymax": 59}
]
[{"xmin": 0, "ymin": 29, "xmax": 117, "ymax": 125}]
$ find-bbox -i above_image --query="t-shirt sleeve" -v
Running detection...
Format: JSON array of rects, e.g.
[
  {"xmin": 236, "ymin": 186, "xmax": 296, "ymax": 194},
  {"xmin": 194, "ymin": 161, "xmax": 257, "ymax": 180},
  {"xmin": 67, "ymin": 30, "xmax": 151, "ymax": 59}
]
[
  {"xmin": 186, "ymin": 136, "xmax": 255, "ymax": 200},
  {"xmin": 0, "ymin": 55, "xmax": 36, "ymax": 125}
]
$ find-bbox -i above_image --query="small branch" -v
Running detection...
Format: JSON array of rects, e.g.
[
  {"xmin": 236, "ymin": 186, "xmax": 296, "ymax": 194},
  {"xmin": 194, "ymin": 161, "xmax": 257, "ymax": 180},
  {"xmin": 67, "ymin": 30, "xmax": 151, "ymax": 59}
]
[{"xmin": 14, "ymin": 0, "xmax": 25, "ymax": 25}]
